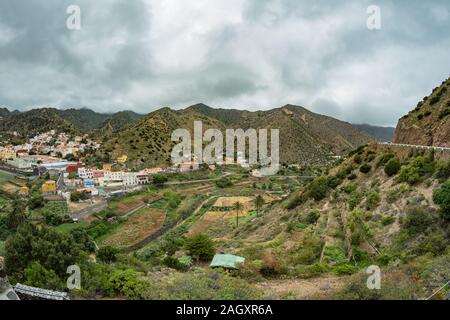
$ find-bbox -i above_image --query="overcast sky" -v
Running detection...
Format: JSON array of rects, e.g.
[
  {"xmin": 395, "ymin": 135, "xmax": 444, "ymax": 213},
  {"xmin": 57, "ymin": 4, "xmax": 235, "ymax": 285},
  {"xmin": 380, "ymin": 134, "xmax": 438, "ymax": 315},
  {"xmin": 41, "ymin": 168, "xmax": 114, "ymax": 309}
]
[{"xmin": 0, "ymin": 0, "xmax": 449, "ymax": 126}]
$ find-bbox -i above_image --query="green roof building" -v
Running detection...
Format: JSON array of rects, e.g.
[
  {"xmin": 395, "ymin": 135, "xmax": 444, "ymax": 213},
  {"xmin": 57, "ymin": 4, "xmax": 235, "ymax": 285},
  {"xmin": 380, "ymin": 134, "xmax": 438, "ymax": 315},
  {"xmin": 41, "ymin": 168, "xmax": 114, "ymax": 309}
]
[{"xmin": 210, "ymin": 254, "xmax": 245, "ymax": 269}]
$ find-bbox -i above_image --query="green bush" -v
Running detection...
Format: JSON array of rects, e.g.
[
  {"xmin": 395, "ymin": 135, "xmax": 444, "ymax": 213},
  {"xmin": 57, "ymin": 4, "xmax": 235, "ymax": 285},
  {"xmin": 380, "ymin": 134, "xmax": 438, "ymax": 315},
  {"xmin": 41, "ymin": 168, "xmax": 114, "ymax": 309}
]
[
  {"xmin": 435, "ymin": 160, "xmax": 450, "ymax": 181},
  {"xmin": 153, "ymin": 174, "xmax": 168, "ymax": 185},
  {"xmin": 333, "ymin": 263, "xmax": 359, "ymax": 275},
  {"xmin": 398, "ymin": 165, "xmax": 421, "ymax": 185},
  {"xmin": 353, "ymin": 155, "xmax": 362, "ymax": 164},
  {"xmin": 347, "ymin": 173, "xmax": 357, "ymax": 180},
  {"xmin": 97, "ymin": 246, "xmax": 120, "ymax": 263},
  {"xmin": 359, "ymin": 164, "xmax": 371, "ymax": 174},
  {"xmin": 365, "ymin": 190, "xmax": 380, "ymax": 210},
  {"xmin": 107, "ymin": 269, "xmax": 147, "ymax": 299},
  {"xmin": 215, "ymin": 177, "xmax": 233, "ymax": 188},
  {"xmin": 433, "ymin": 180, "xmax": 450, "ymax": 220},
  {"xmin": 143, "ymin": 271, "xmax": 261, "ymax": 300},
  {"xmin": 348, "ymin": 191, "xmax": 363, "ymax": 210},
  {"xmin": 306, "ymin": 210, "xmax": 320, "ymax": 224},
  {"xmin": 402, "ymin": 206, "xmax": 437, "ymax": 235},
  {"xmin": 384, "ymin": 158, "xmax": 401, "ymax": 177},
  {"xmin": 381, "ymin": 216, "xmax": 396, "ymax": 226},
  {"xmin": 342, "ymin": 183, "xmax": 357, "ymax": 194},
  {"xmin": 285, "ymin": 192, "xmax": 307, "ymax": 210},
  {"xmin": 23, "ymin": 261, "xmax": 64, "ymax": 291},
  {"xmin": 377, "ymin": 153, "xmax": 395, "ymax": 167},
  {"xmin": 307, "ymin": 176, "xmax": 332, "ymax": 201},
  {"xmin": 184, "ymin": 234, "xmax": 215, "ymax": 262}
]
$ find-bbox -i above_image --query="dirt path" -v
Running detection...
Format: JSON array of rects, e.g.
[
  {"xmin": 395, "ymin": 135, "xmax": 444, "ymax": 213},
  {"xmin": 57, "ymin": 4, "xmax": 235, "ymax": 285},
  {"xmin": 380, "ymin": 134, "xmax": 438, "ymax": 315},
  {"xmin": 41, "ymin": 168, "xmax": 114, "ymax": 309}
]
[{"xmin": 256, "ymin": 275, "xmax": 348, "ymax": 300}]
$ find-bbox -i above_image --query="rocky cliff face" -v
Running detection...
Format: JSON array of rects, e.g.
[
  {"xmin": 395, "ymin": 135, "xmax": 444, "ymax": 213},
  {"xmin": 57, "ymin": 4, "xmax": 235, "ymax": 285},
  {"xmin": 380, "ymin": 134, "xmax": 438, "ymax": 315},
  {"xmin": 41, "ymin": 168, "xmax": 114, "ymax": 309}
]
[{"xmin": 394, "ymin": 77, "xmax": 450, "ymax": 147}]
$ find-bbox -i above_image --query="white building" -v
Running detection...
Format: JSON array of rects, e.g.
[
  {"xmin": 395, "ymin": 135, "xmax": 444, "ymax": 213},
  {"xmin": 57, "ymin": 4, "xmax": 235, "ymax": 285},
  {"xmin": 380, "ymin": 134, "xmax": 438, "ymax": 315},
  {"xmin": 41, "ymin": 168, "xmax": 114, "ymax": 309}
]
[{"xmin": 78, "ymin": 167, "xmax": 94, "ymax": 179}]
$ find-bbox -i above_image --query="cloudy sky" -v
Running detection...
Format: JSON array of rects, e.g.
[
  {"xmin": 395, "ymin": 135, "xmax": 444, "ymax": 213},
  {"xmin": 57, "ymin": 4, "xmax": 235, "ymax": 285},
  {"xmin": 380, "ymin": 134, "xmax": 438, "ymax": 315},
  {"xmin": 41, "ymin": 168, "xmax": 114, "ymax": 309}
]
[{"xmin": 0, "ymin": 0, "xmax": 449, "ymax": 126}]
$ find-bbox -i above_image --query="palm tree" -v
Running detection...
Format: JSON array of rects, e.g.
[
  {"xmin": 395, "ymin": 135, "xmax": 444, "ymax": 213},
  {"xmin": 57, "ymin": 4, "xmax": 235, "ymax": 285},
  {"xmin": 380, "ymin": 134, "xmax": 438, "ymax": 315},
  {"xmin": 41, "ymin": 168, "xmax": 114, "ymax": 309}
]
[
  {"xmin": 233, "ymin": 201, "xmax": 243, "ymax": 228},
  {"xmin": 254, "ymin": 195, "xmax": 265, "ymax": 217}
]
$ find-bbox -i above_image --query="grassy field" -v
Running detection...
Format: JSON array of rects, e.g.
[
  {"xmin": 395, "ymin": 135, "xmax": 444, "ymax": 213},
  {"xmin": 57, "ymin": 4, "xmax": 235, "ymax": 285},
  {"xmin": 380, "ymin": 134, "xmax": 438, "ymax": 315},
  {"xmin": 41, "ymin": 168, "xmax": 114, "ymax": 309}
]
[
  {"xmin": 108, "ymin": 191, "xmax": 157, "ymax": 215},
  {"xmin": 55, "ymin": 222, "xmax": 89, "ymax": 234},
  {"xmin": 0, "ymin": 170, "xmax": 14, "ymax": 183},
  {"xmin": 100, "ymin": 207, "xmax": 165, "ymax": 248}
]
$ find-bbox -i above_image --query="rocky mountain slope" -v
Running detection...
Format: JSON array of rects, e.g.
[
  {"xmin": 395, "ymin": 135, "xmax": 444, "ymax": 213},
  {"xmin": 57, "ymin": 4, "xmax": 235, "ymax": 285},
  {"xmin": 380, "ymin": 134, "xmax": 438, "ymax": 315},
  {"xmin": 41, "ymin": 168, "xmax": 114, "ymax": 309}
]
[
  {"xmin": 98, "ymin": 104, "xmax": 374, "ymax": 169},
  {"xmin": 0, "ymin": 107, "xmax": 142, "ymax": 139},
  {"xmin": 394, "ymin": 77, "xmax": 450, "ymax": 147}
]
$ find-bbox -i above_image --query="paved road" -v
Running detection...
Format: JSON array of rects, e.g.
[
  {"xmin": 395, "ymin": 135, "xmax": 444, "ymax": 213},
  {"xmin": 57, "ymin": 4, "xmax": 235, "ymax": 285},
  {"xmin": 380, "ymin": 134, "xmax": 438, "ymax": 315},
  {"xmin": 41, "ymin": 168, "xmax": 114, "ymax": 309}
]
[
  {"xmin": 69, "ymin": 200, "xmax": 108, "ymax": 220},
  {"xmin": 379, "ymin": 142, "xmax": 450, "ymax": 151},
  {"xmin": 57, "ymin": 172, "xmax": 65, "ymax": 191}
]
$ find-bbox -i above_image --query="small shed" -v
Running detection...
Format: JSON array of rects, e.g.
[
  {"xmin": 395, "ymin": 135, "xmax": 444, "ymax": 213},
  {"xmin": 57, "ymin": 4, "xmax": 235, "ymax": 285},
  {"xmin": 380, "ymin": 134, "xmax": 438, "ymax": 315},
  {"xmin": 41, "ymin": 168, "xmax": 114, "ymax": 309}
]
[{"xmin": 210, "ymin": 254, "xmax": 245, "ymax": 269}]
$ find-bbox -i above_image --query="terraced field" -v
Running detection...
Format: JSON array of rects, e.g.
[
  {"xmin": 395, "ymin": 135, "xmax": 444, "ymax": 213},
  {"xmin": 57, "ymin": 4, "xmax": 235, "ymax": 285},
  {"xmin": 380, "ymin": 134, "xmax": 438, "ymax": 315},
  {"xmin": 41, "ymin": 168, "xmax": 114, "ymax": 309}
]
[{"xmin": 100, "ymin": 207, "xmax": 165, "ymax": 248}]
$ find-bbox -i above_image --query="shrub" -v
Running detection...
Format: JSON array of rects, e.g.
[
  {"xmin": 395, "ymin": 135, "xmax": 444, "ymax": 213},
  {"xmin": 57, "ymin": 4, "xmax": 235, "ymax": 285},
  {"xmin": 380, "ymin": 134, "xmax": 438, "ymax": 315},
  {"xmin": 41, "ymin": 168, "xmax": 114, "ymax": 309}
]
[
  {"xmin": 153, "ymin": 174, "xmax": 168, "ymax": 185},
  {"xmin": 402, "ymin": 206, "xmax": 437, "ymax": 235},
  {"xmin": 359, "ymin": 164, "xmax": 371, "ymax": 174},
  {"xmin": 23, "ymin": 262, "xmax": 64, "ymax": 291},
  {"xmin": 377, "ymin": 153, "xmax": 395, "ymax": 167},
  {"xmin": 184, "ymin": 234, "xmax": 215, "ymax": 262},
  {"xmin": 333, "ymin": 263, "xmax": 359, "ymax": 275},
  {"xmin": 308, "ymin": 176, "xmax": 331, "ymax": 201},
  {"xmin": 342, "ymin": 183, "xmax": 357, "ymax": 194},
  {"xmin": 365, "ymin": 190, "xmax": 380, "ymax": 210},
  {"xmin": 97, "ymin": 246, "xmax": 119, "ymax": 263},
  {"xmin": 435, "ymin": 160, "xmax": 450, "ymax": 181},
  {"xmin": 438, "ymin": 107, "xmax": 450, "ymax": 119},
  {"xmin": 70, "ymin": 191, "xmax": 90, "ymax": 202},
  {"xmin": 285, "ymin": 193, "xmax": 306, "ymax": 210},
  {"xmin": 398, "ymin": 165, "xmax": 421, "ymax": 185},
  {"xmin": 107, "ymin": 269, "xmax": 147, "ymax": 299},
  {"xmin": 306, "ymin": 210, "xmax": 320, "ymax": 224},
  {"xmin": 215, "ymin": 177, "xmax": 233, "ymax": 188},
  {"xmin": 381, "ymin": 216, "xmax": 396, "ymax": 226},
  {"xmin": 143, "ymin": 271, "xmax": 261, "ymax": 299},
  {"xmin": 347, "ymin": 173, "xmax": 357, "ymax": 180},
  {"xmin": 336, "ymin": 166, "xmax": 353, "ymax": 179},
  {"xmin": 429, "ymin": 96, "xmax": 440, "ymax": 105},
  {"xmin": 433, "ymin": 180, "xmax": 450, "ymax": 220},
  {"xmin": 384, "ymin": 158, "xmax": 401, "ymax": 177},
  {"xmin": 353, "ymin": 155, "xmax": 362, "ymax": 164},
  {"xmin": 260, "ymin": 250, "xmax": 281, "ymax": 277},
  {"xmin": 415, "ymin": 233, "xmax": 447, "ymax": 256},
  {"xmin": 348, "ymin": 191, "xmax": 363, "ymax": 210},
  {"xmin": 327, "ymin": 176, "xmax": 343, "ymax": 189}
]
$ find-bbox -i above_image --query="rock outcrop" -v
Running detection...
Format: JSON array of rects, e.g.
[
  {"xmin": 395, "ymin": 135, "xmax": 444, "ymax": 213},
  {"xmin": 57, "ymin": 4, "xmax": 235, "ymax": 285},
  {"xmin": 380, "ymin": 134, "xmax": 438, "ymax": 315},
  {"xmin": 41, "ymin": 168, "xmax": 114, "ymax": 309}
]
[{"xmin": 394, "ymin": 77, "xmax": 450, "ymax": 147}]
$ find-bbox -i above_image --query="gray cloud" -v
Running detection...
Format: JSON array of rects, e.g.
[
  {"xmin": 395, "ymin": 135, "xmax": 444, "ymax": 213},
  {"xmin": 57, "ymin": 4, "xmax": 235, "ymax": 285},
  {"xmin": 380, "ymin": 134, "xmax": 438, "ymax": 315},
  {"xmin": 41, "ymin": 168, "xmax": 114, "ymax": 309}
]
[{"xmin": 0, "ymin": 0, "xmax": 449, "ymax": 125}]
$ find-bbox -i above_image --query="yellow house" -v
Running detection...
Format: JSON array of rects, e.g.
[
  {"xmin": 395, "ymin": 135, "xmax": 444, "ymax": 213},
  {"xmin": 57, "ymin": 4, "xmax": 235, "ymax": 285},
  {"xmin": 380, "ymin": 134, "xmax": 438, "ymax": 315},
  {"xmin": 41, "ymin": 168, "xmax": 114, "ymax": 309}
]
[
  {"xmin": 117, "ymin": 155, "xmax": 128, "ymax": 164},
  {"xmin": 42, "ymin": 180, "xmax": 57, "ymax": 195}
]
